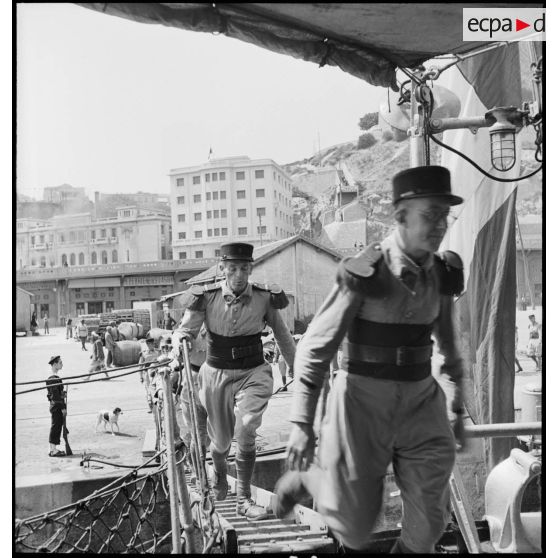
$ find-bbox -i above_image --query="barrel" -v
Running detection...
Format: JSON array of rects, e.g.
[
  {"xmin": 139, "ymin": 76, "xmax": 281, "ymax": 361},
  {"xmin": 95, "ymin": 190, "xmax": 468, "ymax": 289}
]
[
  {"xmin": 113, "ymin": 340, "xmax": 142, "ymax": 367},
  {"xmin": 147, "ymin": 328, "xmax": 173, "ymax": 346},
  {"xmin": 117, "ymin": 322, "xmax": 144, "ymax": 340}
]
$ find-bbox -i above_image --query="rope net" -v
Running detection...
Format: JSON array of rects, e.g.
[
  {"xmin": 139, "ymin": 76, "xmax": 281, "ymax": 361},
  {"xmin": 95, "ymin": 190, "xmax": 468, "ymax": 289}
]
[{"xmin": 15, "ymin": 466, "xmax": 177, "ymax": 554}]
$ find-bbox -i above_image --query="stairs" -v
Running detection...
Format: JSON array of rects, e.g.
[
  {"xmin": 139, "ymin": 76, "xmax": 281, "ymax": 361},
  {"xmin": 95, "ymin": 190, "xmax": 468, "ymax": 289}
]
[{"xmin": 212, "ymin": 477, "xmax": 336, "ymax": 553}]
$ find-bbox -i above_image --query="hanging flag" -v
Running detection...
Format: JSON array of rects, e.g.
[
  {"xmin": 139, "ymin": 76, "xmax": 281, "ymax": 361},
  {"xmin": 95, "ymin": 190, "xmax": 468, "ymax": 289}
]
[
  {"xmin": 208, "ymin": 147, "xmax": 213, "ymax": 160},
  {"xmin": 437, "ymin": 44, "xmax": 524, "ymax": 470}
]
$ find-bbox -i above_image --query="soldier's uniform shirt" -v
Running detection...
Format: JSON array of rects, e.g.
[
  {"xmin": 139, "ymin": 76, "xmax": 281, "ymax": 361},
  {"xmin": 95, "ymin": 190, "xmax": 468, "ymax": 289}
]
[
  {"xmin": 173, "ymin": 280, "xmax": 296, "ymax": 454},
  {"xmin": 46, "ymin": 373, "xmax": 65, "ymax": 446},
  {"xmin": 291, "ymin": 231, "xmax": 462, "ymax": 553}
]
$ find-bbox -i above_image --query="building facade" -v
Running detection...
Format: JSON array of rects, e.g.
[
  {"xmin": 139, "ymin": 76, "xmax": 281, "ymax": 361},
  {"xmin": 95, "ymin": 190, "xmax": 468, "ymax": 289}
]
[
  {"xmin": 169, "ymin": 156, "xmax": 295, "ymax": 260},
  {"xmin": 16, "ymin": 206, "xmax": 173, "ymax": 271}
]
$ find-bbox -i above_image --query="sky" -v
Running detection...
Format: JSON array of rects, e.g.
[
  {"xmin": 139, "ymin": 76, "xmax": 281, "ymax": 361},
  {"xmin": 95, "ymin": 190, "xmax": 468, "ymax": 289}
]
[{"xmin": 16, "ymin": 3, "xmax": 386, "ymax": 200}]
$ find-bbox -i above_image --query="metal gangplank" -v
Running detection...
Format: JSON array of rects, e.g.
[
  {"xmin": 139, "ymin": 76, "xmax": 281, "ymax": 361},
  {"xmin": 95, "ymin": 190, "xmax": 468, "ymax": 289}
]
[{"xmin": 213, "ymin": 475, "xmax": 337, "ymax": 554}]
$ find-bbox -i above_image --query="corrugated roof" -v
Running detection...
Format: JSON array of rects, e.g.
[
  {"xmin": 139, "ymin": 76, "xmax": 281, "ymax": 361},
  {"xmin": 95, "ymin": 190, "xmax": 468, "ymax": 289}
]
[{"xmin": 186, "ymin": 234, "xmax": 342, "ymax": 285}]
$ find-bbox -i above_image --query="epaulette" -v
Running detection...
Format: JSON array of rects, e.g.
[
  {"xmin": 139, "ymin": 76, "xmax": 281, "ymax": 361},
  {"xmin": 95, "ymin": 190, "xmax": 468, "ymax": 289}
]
[
  {"xmin": 336, "ymin": 243, "xmax": 383, "ymax": 293},
  {"xmin": 253, "ymin": 282, "xmax": 289, "ymax": 309},
  {"xmin": 182, "ymin": 283, "xmax": 220, "ymax": 311},
  {"xmin": 434, "ymin": 251, "xmax": 464, "ymax": 296}
]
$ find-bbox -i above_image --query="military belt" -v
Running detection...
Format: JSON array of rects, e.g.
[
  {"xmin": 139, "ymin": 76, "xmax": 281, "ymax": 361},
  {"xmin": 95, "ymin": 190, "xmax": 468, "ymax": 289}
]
[
  {"xmin": 208, "ymin": 342, "xmax": 263, "ymax": 361},
  {"xmin": 345, "ymin": 341, "xmax": 432, "ymax": 366}
]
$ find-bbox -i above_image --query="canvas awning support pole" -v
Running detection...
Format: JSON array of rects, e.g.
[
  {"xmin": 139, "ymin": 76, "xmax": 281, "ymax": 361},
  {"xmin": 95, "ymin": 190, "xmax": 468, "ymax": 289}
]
[{"xmin": 515, "ymin": 210, "xmax": 536, "ymax": 307}]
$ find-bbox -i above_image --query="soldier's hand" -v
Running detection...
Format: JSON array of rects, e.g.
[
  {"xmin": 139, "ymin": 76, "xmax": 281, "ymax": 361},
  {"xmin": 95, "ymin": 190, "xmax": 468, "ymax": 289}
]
[
  {"xmin": 61, "ymin": 409, "xmax": 67, "ymax": 417},
  {"xmin": 452, "ymin": 412, "xmax": 466, "ymax": 452},
  {"xmin": 286, "ymin": 422, "xmax": 315, "ymax": 471}
]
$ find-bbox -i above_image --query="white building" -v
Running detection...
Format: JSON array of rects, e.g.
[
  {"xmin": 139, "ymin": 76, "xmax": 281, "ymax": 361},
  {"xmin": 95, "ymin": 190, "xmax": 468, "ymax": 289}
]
[
  {"xmin": 169, "ymin": 156, "xmax": 295, "ymax": 259},
  {"xmin": 16, "ymin": 206, "xmax": 172, "ymax": 270}
]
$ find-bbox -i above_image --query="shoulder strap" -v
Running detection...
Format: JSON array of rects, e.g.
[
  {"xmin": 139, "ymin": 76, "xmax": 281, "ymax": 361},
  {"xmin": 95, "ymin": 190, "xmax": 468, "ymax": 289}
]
[
  {"xmin": 434, "ymin": 250, "xmax": 464, "ymax": 296},
  {"xmin": 336, "ymin": 243, "xmax": 383, "ymax": 294},
  {"xmin": 253, "ymin": 282, "xmax": 289, "ymax": 309}
]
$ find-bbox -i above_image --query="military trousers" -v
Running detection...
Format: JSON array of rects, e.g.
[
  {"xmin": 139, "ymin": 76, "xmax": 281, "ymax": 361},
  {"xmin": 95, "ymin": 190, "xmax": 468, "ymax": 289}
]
[
  {"xmin": 306, "ymin": 370, "xmax": 455, "ymax": 552},
  {"xmin": 180, "ymin": 370, "xmax": 210, "ymax": 448},
  {"xmin": 198, "ymin": 362, "xmax": 274, "ymax": 454}
]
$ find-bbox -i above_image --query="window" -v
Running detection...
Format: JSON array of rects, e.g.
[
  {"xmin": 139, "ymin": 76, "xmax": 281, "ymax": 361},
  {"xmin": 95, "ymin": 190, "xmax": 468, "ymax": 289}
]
[
  {"xmin": 76, "ymin": 302, "xmax": 85, "ymax": 315},
  {"xmin": 273, "ymin": 171, "xmax": 276, "ymax": 180},
  {"xmin": 220, "ymin": 191, "xmax": 226, "ymax": 199},
  {"xmin": 214, "ymin": 228, "xmax": 219, "ymax": 236},
  {"xmin": 176, "ymin": 177, "xmax": 184, "ymax": 187},
  {"xmin": 257, "ymin": 225, "xmax": 267, "ymax": 234},
  {"xmin": 40, "ymin": 256, "xmax": 46, "ymax": 267},
  {"xmin": 70, "ymin": 253, "xmax": 76, "ymax": 265},
  {"xmin": 101, "ymin": 251, "xmax": 108, "ymax": 264},
  {"xmin": 130, "ymin": 291, "xmax": 136, "ymax": 297},
  {"xmin": 207, "ymin": 211, "xmax": 212, "ymax": 219},
  {"xmin": 207, "ymin": 229, "xmax": 213, "ymax": 237},
  {"xmin": 195, "ymin": 250, "xmax": 203, "ymax": 258},
  {"xmin": 111, "ymin": 228, "xmax": 117, "ymax": 237},
  {"xmin": 212, "ymin": 191, "xmax": 218, "ymax": 200},
  {"xmin": 221, "ymin": 228, "xmax": 228, "ymax": 236},
  {"xmin": 91, "ymin": 252, "xmax": 97, "ymax": 264},
  {"xmin": 178, "ymin": 232, "xmax": 186, "ymax": 239},
  {"xmin": 212, "ymin": 172, "xmax": 218, "ymax": 181},
  {"xmin": 79, "ymin": 252, "xmax": 85, "ymax": 265},
  {"xmin": 69, "ymin": 231, "xmax": 76, "ymax": 242},
  {"xmin": 215, "ymin": 249, "xmax": 221, "ymax": 257},
  {"xmin": 276, "ymin": 227, "xmax": 278, "ymax": 236},
  {"xmin": 194, "ymin": 213, "xmax": 202, "ymax": 221},
  {"xmin": 256, "ymin": 207, "xmax": 266, "ymax": 217},
  {"xmin": 112, "ymin": 250, "xmax": 118, "ymax": 263},
  {"xmin": 236, "ymin": 171, "xmax": 245, "ymax": 180},
  {"xmin": 255, "ymin": 169, "xmax": 265, "ymax": 179},
  {"xmin": 193, "ymin": 175, "xmax": 201, "ymax": 185},
  {"xmin": 238, "ymin": 227, "xmax": 247, "ymax": 235},
  {"xmin": 275, "ymin": 208, "xmax": 277, "ymax": 217},
  {"xmin": 237, "ymin": 208, "xmax": 247, "ymax": 218},
  {"xmin": 59, "ymin": 234, "xmax": 65, "ymax": 243},
  {"xmin": 193, "ymin": 194, "xmax": 201, "ymax": 203},
  {"xmin": 123, "ymin": 210, "xmax": 131, "ymax": 217},
  {"xmin": 220, "ymin": 209, "xmax": 227, "ymax": 218},
  {"xmin": 213, "ymin": 210, "xmax": 219, "ymax": 218},
  {"xmin": 195, "ymin": 230, "xmax": 202, "ymax": 238},
  {"xmin": 177, "ymin": 196, "xmax": 185, "ymax": 204},
  {"xmin": 237, "ymin": 190, "xmax": 246, "ymax": 199},
  {"xmin": 101, "ymin": 229, "xmax": 107, "ymax": 238},
  {"xmin": 205, "ymin": 173, "xmax": 211, "ymax": 182},
  {"xmin": 256, "ymin": 189, "xmax": 265, "ymax": 197},
  {"xmin": 179, "ymin": 251, "xmax": 187, "ymax": 259},
  {"xmin": 126, "ymin": 250, "xmax": 130, "ymax": 262},
  {"xmin": 178, "ymin": 214, "xmax": 186, "ymax": 222},
  {"xmin": 161, "ymin": 224, "xmax": 165, "ymax": 234}
]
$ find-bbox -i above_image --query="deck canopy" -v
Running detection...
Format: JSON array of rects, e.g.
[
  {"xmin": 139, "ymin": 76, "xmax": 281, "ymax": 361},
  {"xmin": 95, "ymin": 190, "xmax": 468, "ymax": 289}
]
[{"xmin": 77, "ymin": 3, "xmax": 536, "ymax": 89}]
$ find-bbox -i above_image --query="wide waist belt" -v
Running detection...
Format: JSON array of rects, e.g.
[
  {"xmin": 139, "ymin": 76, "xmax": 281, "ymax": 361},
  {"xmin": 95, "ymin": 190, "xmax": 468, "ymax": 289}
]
[
  {"xmin": 207, "ymin": 342, "xmax": 263, "ymax": 360},
  {"xmin": 345, "ymin": 341, "xmax": 433, "ymax": 366}
]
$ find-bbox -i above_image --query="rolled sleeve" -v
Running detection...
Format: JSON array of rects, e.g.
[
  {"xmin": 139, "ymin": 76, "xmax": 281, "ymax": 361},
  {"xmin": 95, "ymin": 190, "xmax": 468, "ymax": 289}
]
[
  {"xmin": 290, "ymin": 285, "xmax": 363, "ymax": 424},
  {"xmin": 172, "ymin": 309, "xmax": 205, "ymax": 351}
]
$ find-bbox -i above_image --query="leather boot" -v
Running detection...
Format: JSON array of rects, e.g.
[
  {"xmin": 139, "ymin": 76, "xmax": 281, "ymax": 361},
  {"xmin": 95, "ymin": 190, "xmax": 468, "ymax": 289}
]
[
  {"xmin": 273, "ymin": 470, "xmax": 310, "ymax": 518},
  {"xmin": 210, "ymin": 447, "xmax": 229, "ymax": 500},
  {"xmin": 235, "ymin": 450, "xmax": 269, "ymax": 521}
]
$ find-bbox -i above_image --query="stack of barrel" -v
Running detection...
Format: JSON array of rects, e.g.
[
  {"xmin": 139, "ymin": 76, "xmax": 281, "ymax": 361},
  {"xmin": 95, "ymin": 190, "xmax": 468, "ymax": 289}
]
[{"xmin": 113, "ymin": 321, "xmax": 144, "ymax": 366}]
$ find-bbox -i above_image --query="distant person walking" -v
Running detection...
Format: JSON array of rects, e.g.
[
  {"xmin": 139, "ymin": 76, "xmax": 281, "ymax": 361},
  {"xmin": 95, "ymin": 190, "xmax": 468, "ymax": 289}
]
[
  {"xmin": 164, "ymin": 312, "xmax": 177, "ymax": 330},
  {"xmin": 86, "ymin": 332, "xmax": 109, "ymax": 380},
  {"xmin": 43, "ymin": 315, "xmax": 50, "ymax": 335},
  {"xmin": 104, "ymin": 321, "xmax": 118, "ymax": 368},
  {"xmin": 30, "ymin": 311, "xmax": 38, "ymax": 335},
  {"xmin": 46, "ymin": 355, "xmax": 66, "ymax": 457},
  {"xmin": 515, "ymin": 326, "xmax": 523, "ymax": 373},
  {"xmin": 527, "ymin": 314, "xmax": 542, "ymax": 371},
  {"xmin": 78, "ymin": 320, "xmax": 88, "ymax": 351},
  {"xmin": 66, "ymin": 317, "xmax": 73, "ymax": 340}
]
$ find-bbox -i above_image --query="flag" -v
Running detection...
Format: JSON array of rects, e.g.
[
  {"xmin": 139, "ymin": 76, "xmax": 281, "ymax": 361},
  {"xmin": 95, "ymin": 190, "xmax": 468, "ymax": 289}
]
[
  {"xmin": 208, "ymin": 146, "xmax": 213, "ymax": 160},
  {"xmin": 437, "ymin": 44, "xmax": 523, "ymax": 470}
]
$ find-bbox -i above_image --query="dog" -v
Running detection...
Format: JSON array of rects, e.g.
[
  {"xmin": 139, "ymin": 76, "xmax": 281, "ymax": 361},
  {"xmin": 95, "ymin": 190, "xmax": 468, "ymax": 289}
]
[{"xmin": 95, "ymin": 407, "xmax": 123, "ymax": 435}]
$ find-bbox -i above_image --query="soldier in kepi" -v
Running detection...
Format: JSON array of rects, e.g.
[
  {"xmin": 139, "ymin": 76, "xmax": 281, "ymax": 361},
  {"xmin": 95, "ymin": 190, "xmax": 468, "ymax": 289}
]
[
  {"xmin": 275, "ymin": 166, "xmax": 466, "ymax": 553},
  {"xmin": 173, "ymin": 242, "xmax": 296, "ymax": 520}
]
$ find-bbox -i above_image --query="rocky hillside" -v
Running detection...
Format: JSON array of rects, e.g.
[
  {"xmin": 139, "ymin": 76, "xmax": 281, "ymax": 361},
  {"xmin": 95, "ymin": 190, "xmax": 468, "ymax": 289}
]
[{"xmin": 285, "ymin": 130, "xmax": 542, "ymax": 240}]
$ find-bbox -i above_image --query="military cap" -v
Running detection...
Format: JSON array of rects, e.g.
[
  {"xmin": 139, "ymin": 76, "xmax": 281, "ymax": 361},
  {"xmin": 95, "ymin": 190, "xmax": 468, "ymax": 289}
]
[
  {"xmin": 48, "ymin": 355, "xmax": 61, "ymax": 365},
  {"xmin": 392, "ymin": 165, "xmax": 463, "ymax": 206},
  {"xmin": 220, "ymin": 242, "xmax": 254, "ymax": 262}
]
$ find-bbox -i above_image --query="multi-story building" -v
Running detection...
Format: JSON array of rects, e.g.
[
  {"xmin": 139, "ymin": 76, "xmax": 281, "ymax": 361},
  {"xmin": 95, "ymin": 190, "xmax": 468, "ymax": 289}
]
[
  {"xmin": 16, "ymin": 206, "xmax": 172, "ymax": 271},
  {"xmin": 169, "ymin": 156, "xmax": 295, "ymax": 259}
]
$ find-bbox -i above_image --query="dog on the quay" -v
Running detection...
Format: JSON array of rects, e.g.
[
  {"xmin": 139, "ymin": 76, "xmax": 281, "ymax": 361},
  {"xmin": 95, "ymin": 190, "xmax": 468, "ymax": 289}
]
[{"xmin": 95, "ymin": 407, "xmax": 123, "ymax": 435}]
